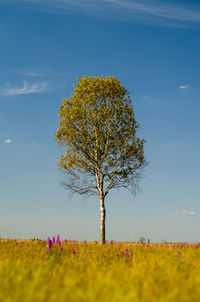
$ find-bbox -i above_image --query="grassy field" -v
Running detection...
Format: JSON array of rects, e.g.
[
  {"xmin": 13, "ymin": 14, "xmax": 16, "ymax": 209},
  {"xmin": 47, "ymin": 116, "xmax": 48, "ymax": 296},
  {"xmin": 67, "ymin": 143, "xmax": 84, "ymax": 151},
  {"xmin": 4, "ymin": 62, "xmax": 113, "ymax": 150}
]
[{"xmin": 1, "ymin": 237, "xmax": 200, "ymax": 302}]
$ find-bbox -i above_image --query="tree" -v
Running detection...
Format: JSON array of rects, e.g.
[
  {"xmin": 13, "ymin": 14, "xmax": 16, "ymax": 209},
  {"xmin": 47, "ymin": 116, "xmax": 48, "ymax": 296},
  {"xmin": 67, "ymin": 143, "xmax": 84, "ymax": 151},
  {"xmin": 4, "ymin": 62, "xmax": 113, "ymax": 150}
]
[{"xmin": 55, "ymin": 76, "xmax": 147, "ymax": 244}]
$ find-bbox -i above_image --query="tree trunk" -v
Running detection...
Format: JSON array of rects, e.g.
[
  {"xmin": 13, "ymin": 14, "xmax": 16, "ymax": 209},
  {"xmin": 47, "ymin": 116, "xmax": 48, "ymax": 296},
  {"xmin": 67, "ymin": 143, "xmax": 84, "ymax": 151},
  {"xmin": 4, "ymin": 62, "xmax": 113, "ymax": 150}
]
[{"xmin": 100, "ymin": 195, "xmax": 106, "ymax": 245}]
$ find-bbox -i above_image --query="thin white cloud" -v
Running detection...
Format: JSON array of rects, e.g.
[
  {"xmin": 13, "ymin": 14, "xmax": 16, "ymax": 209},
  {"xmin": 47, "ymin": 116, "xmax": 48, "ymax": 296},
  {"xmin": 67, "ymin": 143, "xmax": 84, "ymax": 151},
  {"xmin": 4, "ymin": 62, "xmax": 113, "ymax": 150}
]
[
  {"xmin": 175, "ymin": 210, "xmax": 196, "ymax": 215},
  {"xmin": 15, "ymin": 69, "xmax": 65, "ymax": 77},
  {"xmin": 5, "ymin": 139, "xmax": 12, "ymax": 144},
  {"xmin": 19, "ymin": 71, "xmax": 47, "ymax": 77},
  {"xmin": 2, "ymin": 0, "xmax": 200, "ymax": 27},
  {"xmin": 179, "ymin": 85, "xmax": 191, "ymax": 89},
  {"xmin": 106, "ymin": 0, "xmax": 200, "ymax": 22},
  {"xmin": 1, "ymin": 81, "xmax": 48, "ymax": 96}
]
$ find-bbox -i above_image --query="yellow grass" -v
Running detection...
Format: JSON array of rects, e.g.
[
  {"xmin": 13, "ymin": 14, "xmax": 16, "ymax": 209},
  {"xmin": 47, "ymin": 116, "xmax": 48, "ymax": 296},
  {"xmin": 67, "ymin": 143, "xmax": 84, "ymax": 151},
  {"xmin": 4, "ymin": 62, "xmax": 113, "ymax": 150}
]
[{"xmin": 1, "ymin": 239, "xmax": 200, "ymax": 301}]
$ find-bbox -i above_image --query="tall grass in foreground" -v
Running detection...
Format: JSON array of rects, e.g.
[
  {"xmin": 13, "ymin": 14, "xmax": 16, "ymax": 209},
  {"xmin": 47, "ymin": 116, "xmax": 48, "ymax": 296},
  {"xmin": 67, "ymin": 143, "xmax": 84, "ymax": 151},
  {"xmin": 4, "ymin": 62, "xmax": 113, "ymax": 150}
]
[{"xmin": 1, "ymin": 238, "xmax": 200, "ymax": 301}]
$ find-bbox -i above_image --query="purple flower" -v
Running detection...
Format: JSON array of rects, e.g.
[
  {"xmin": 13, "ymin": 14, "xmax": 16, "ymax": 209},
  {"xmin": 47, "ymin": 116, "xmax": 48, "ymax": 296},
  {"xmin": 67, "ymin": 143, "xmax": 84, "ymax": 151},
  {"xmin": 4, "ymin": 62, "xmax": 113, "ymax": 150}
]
[
  {"xmin": 52, "ymin": 236, "xmax": 56, "ymax": 244},
  {"xmin": 110, "ymin": 240, "xmax": 113, "ymax": 244},
  {"xmin": 56, "ymin": 236, "xmax": 61, "ymax": 246},
  {"xmin": 72, "ymin": 249, "xmax": 76, "ymax": 254},
  {"xmin": 125, "ymin": 248, "xmax": 129, "ymax": 256},
  {"xmin": 48, "ymin": 238, "xmax": 52, "ymax": 248},
  {"xmin": 176, "ymin": 250, "xmax": 180, "ymax": 255}
]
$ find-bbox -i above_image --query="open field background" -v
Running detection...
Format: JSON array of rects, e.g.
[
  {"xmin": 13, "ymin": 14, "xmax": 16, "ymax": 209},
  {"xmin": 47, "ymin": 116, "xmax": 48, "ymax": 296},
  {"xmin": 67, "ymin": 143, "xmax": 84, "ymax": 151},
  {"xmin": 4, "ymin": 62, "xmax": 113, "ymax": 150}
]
[{"xmin": 1, "ymin": 238, "xmax": 200, "ymax": 302}]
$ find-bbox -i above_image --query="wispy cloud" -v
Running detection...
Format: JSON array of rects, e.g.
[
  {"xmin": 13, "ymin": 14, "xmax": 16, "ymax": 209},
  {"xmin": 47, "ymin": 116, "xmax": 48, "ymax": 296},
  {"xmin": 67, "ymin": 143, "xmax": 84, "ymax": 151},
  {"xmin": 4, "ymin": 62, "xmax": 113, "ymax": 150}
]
[
  {"xmin": 178, "ymin": 85, "xmax": 191, "ymax": 89},
  {"xmin": 3, "ymin": 0, "xmax": 200, "ymax": 27},
  {"xmin": 1, "ymin": 81, "xmax": 48, "ymax": 96},
  {"xmin": 19, "ymin": 71, "xmax": 47, "ymax": 77},
  {"xmin": 106, "ymin": 0, "xmax": 200, "ymax": 22},
  {"xmin": 175, "ymin": 210, "xmax": 196, "ymax": 215},
  {"xmin": 17, "ymin": 69, "xmax": 65, "ymax": 77},
  {"xmin": 5, "ymin": 138, "xmax": 12, "ymax": 144}
]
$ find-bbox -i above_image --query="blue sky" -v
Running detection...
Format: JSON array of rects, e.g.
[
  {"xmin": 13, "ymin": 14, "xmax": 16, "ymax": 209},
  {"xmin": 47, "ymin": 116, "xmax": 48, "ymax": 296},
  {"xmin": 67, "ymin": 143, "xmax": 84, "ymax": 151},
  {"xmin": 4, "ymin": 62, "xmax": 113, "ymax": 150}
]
[{"xmin": 0, "ymin": 0, "xmax": 200, "ymax": 242}]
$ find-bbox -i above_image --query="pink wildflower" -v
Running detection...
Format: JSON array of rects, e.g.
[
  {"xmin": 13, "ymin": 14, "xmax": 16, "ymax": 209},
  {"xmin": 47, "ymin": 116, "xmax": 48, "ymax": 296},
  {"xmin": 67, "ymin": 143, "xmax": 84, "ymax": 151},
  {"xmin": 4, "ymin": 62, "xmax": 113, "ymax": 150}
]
[
  {"xmin": 125, "ymin": 248, "xmax": 129, "ymax": 257},
  {"xmin": 56, "ymin": 235, "xmax": 60, "ymax": 243},
  {"xmin": 48, "ymin": 238, "xmax": 52, "ymax": 248}
]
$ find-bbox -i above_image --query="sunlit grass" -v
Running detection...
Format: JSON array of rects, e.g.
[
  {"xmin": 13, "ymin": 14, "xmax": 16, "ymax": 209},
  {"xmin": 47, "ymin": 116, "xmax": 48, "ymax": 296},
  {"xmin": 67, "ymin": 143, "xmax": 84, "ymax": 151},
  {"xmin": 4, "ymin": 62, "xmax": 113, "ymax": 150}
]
[{"xmin": 1, "ymin": 238, "xmax": 200, "ymax": 301}]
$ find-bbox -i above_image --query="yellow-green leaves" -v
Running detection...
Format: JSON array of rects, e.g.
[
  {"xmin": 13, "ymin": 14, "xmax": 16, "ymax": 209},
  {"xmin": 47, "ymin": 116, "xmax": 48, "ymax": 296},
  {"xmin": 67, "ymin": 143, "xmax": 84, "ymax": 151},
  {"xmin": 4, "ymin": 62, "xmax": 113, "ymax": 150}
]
[{"xmin": 55, "ymin": 76, "xmax": 146, "ymax": 196}]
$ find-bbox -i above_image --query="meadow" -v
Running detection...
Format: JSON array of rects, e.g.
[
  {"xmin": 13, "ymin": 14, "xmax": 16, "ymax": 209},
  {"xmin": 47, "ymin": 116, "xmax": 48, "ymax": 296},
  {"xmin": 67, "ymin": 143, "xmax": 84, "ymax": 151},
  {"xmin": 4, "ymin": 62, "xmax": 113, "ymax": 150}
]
[{"xmin": 1, "ymin": 237, "xmax": 200, "ymax": 302}]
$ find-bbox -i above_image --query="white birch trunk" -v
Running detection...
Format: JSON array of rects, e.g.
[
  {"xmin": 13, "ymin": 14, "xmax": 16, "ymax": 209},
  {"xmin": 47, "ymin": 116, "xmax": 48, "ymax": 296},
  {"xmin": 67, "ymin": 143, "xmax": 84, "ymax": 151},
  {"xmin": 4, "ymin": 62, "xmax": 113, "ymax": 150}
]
[{"xmin": 100, "ymin": 194, "xmax": 106, "ymax": 245}]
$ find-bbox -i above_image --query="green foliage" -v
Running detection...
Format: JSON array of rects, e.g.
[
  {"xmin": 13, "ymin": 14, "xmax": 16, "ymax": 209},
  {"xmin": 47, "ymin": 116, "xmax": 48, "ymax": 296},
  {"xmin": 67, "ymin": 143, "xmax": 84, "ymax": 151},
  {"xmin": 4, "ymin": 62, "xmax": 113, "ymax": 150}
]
[{"xmin": 55, "ymin": 76, "xmax": 146, "ymax": 197}]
